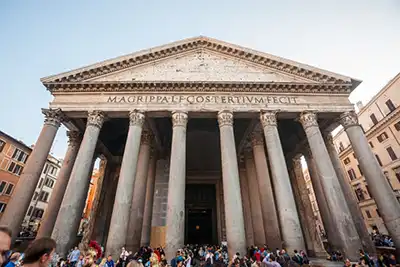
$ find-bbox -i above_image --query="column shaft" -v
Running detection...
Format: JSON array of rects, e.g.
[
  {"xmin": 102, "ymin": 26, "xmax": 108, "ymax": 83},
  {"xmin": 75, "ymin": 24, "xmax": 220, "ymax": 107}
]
[
  {"xmin": 37, "ymin": 131, "xmax": 81, "ymax": 238},
  {"xmin": 106, "ymin": 111, "xmax": 145, "ymax": 259},
  {"xmin": 340, "ymin": 111, "xmax": 400, "ymax": 258},
  {"xmin": 218, "ymin": 111, "xmax": 246, "ymax": 259},
  {"xmin": 325, "ymin": 133, "xmax": 376, "ymax": 255},
  {"xmin": 303, "ymin": 152, "xmax": 339, "ymax": 250},
  {"xmin": 300, "ymin": 112, "xmax": 361, "ymax": 261},
  {"xmin": 239, "ymin": 167, "xmax": 254, "ymax": 247},
  {"xmin": 244, "ymin": 152, "xmax": 266, "ymax": 246},
  {"xmin": 292, "ymin": 156, "xmax": 326, "ymax": 257},
  {"xmin": 0, "ymin": 109, "xmax": 62, "ymax": 240},
  {"xmin": 52, "ymin": 111, "xmax": 104, "ymax": 256},
  {"xmin": 165, "ymin": 112, "xmax": 188, "ymax": 260},
  {"xmin": 141, "ymin": 153, "xmax": 158, "ymax": 247},
  {"xmin": 260, "ymin": 112, "xmax": 305, "ymax": 252},
  {"xmin": 126, "ymin": 131, "xmax": 153, "ymax": 252},
  {"xmin": 251, "ymin": 131, "xmax": 281, "ymax": 249}
]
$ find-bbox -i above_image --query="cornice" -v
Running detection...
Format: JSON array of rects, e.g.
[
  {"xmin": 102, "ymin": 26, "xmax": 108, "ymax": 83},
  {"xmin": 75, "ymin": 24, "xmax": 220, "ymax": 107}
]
[
  {"xmin": 45, "ymin": 80, "xmax": 352, "ymax": 94},
  {"xmin": 41, "ymin": 36, "xmax": 358, "ymax": 89}
]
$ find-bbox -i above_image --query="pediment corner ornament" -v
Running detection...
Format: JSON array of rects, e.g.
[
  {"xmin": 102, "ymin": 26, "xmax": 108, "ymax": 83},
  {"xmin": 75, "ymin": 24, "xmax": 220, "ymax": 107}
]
[
  {"xmin": 217, "ymin": 110, "xmax": 234, "ymax": 127},
  {"xmin": 299, "ymin": 112, "xmax": 318, "ymax": 129},
  {"xmin": 87, "ymin": 110, "xmax": 106, "ymax": 129},
  {"xmin": 42, "ymin": 108, "xmax": 64, "ymax": 127},
  {"xmin": 129, "ymin": 110, "xmax": 145, "ymax": 126},
  {"xmin": 260, "ymin": 111, "xmax": 277, "ymax": 127},
  {"xmin": 67, "ymin": 131, "xmax": 82, "ymax": 147},
  {"xmin": 339, "ymin": 111, "xmax": 358, "ymax": 129},
  {"xmin": 171, "ymin": 111, "xmax": 188, "ymax": 128}
]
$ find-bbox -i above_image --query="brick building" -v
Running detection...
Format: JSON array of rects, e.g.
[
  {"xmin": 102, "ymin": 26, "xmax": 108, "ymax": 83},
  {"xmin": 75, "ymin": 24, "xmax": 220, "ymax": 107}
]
[{"xmin": 0, "ymin": 130, "xmax": 61, "ymax": 231}]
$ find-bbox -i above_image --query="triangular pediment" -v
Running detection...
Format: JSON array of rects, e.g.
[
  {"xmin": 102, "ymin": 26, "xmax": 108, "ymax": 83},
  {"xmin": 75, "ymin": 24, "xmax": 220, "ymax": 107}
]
[
  {"xmin": 41, "ymin": 36, "xmax": 360, "ymax": 90},
  {"xmin": 88, "ymin": 49, "xmax": 312, "ymax": 83}
]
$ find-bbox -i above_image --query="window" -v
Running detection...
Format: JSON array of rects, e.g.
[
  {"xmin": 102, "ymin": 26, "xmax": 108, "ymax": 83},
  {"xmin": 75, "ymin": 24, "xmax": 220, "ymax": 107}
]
[
  {"xmin": 33, "ymin": 192, "xmax": 38, "ymax": 201},
  {"xmin": 344, "ymin": 157, "xmax": 351, "ymax": 165},
  {"xmin": 38, "ymin": 191, "xmax": 49, "ymax": 202},
  {"xmin": 27, "ymin": 206, "xmax": 33, "ymax": 216},
  {"xmin": 38, "ymin": 178, "xmax": 43, "ymax": 188},
  {"xmin": 32, "ymin": 208, "xmax": 44, "ymax": 218},
  {"xmin": 385, "ymin": 99, "xmax": 396, "ymax": 112},
  {"xmin": 7, "ymin": 162, "xmax": 23, "ymax": 175},
  {"xmin": 370, "ymin": 114, "xmax": 378, "ymax": 125},
  {"xmin": 12, "ymin": 149, "xmax": 28, "ymax": 163},
  {"xmin": 339, "ymin": 142, "xmax": 345, "ymax": 152},
  {"xmin": 44, "ymin": 178, "xmax": 54, "ymax": 188},
  {"xmin": 377, "ymin": 132, "xmax": 389, "ymax": 142},
  {"xmin": 347, "ymin": 168, "xmax": 357, "ymax": 181},
  {"xmin": 43, "ymin": 164, "xmax": 48, "ymax": 174},
  {"xmin": 365, "ymin": 185, "xmax": 372, "ymax": 198},
  {"xmin": 369, "ymin": 142, "xmax": 374, "ymax": 148},
  {"xmin": 0, "ymin": 202, "xmax": 6, "ymax": 213},
  {"xmin": 355, "ymin": 188, "xmax": 365, "ymax": 201},
  {"xmin": 394, "ymin": 167, "xmax": 400, "ymax": 183},
  {"xmin": 357, "ymin": 165, "xmax": 363, "ymax": 176},
  {"xmin": 395, "ymin": 121, "xmax": 400, "ymax": 131},
  {"xmin": 376, "ymin": 209, "xmax": 381, "ymax": 217},
  {"xmin": 365, "ymin": 210, "xmax": 372, "ymax": 219},
  {"xmin": 0, "ymin": 140, "xmax": 5, "ymax": 153},
  {"xmin": 387, "ymin": 147, "xmax": 398, "ymax": 161},
  {"xmin": 375, "ymin": 154, "xmax": 383, "ymax": 166},
  {"xmin": 0, "ymin": 181, "xmax": 6, "ymax": 194},
  {"xmin": 4, "ymin": 184, "xmax": 14, "ymax": 195},
  {"xmin": 352, "ymin": 153, "xmax": 356, "ymax": 159}
]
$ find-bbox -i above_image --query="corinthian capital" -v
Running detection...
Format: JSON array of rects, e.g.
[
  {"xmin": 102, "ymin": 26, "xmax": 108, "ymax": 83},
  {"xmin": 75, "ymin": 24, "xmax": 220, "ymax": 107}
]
[
  {"xmin": 129, "ymin": 110, "xmax": 145, "ymax": 126},
  {"xmin": 260, "ymin": 111, "xmax": 277, "ymax": 127},
  {"xmin": 141, "ymin": 130, "xmax": 154, "ymax": 145},
  {"xmin": 250, "ymin": 129, "xmax": 264, "ymax": 147},
  {"xmin": 217, "ymin": 110, "xmax": 234, "ymax": 127},
  {"xmin": 42, "ymin": 108, "xmax": 64, "ymax": 127},
  {"xmin": 323, "ymin": 132, "xmax": 335, "ymax": 146},
  {"xmin": 299, "ymin": 112, "xmax": 318, "ymax": 129},
  {"xmin": 292, "ymin": 154, "xmax": 302, "ymax": 170},
  {"xmin": 87, "ymin": 110, "xmax": 105, "ymax": 129},
  {"xmin": 172, "ymin": 111, "xmax": 188, "ymax": 128},
  {"xmin": 339, "ymin": 111, "xmax": 359, "ymax": 129},
  {"xmin": 67, "ymin": 131, "xmax": 82, "ymax": 148}
]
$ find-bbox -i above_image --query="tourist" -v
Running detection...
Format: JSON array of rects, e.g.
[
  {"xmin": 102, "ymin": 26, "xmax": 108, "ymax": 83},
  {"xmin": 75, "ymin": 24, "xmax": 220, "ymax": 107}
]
[
  {"xmin": 291, "ymin": 250, "xmax": 303, "ymax": 265},
  {"xmin": 106, "ymin": 255, "xmax": 115, "ymax": 267},
  {"xmin": 22, "ymin": 237, "xmax": 57, "ymax": 267},
  {"xmin": 76, "ymin": 254, "xmax": 84, "ymax": 267},
  {"xmin": 0, "ymin": 226, "xmax": 12, "ymax": 267},
  {"xmin": 263, "ymin": 254, "xmax": 280, "ymax": 267},
  {"xmin": 4, "ymin": 252, "xmax": 20, "ymax": 267},
  {"xmin": 83, "ymin": 248, "xmax": 98, "ymax": 267},
  {"xmin": 69, "ymin": 247, "xmax": 81, "ymax": 267}
]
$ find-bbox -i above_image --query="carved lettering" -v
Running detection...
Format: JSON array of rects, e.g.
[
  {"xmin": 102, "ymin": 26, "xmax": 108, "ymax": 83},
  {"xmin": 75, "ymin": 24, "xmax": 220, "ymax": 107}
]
[{"xmin": 106, "ymin": 94, "xmax": 300, "ymax": 106}]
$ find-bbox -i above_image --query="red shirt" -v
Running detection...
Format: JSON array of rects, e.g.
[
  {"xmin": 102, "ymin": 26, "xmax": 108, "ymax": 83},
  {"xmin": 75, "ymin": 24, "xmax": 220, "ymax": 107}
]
[{"xmin": 255, "ymin": 251, "xmax": 261, "ymax": 261}]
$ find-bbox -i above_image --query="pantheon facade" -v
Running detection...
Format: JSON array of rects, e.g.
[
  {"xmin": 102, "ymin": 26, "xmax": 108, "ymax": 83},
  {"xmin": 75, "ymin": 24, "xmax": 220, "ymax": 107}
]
[{"xmin": 2, "ymin": 37, "xmax": 400, "ymax": 261}]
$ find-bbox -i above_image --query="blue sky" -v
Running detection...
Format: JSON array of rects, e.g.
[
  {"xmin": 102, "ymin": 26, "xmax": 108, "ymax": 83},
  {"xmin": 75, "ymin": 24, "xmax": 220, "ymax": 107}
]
[{"xmin": 0, "ymin": 0, "xmax": 399, "ymax": 159}]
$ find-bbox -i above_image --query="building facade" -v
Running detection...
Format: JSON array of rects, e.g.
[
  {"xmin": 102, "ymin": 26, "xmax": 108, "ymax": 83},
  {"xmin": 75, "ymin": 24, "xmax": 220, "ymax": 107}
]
[
  {"xmin": 333, "ymin": 73, "xmax": 400, "ymax": 235},
  {"xmin": 2, "ymin": 37, "xmax": 400, "ymax": 261},
  {"xmin": 0, "ymin": 131, "xmax": 61, "ymax": 230}
]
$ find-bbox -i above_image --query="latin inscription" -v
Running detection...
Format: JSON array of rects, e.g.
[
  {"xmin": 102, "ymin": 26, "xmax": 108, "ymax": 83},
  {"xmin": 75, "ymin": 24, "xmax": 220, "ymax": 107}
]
[{"xmin": 107, "ymin": 95, "xmax": 298, "ymax": 105}]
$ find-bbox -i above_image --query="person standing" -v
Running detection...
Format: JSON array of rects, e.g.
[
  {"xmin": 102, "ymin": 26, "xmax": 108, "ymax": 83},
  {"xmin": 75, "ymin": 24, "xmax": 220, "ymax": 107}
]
[
  {"xmin": 0, "ymin": 227, "xmax": 12, "ymax": 267},
  {"xmin": 106, "ymin": 255, "xmax": 115, "ymax": 267},
  {"xmin": 23, "ymin": 238, "xmax": 57, "ymax": 267},
  {"xmin": 69, "ymin": 247, "xmax": 81, "ymax": 267}
]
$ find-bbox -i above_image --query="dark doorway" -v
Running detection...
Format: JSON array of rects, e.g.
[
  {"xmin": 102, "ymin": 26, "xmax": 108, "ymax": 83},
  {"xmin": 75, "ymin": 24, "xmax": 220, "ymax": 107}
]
[
  {"xmin": 187, "ymin": 209, "xmax": 213, "ymax": 244},
  {"xmin": 185, "ymin": 184, "xmax": 217, "ymax": 244}
]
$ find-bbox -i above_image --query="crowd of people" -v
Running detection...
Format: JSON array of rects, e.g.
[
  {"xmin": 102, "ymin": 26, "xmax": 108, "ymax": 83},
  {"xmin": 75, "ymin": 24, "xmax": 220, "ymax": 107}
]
[{"xmin": 0, "ymin": 226, "xmax": 398, "ymax": 267}]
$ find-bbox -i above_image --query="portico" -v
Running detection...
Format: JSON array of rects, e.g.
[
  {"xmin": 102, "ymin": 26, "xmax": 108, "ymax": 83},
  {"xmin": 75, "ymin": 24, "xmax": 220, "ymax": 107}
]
[{"xmin": 3, "ymin": 36, "xmax": 398, "ymax": 261}]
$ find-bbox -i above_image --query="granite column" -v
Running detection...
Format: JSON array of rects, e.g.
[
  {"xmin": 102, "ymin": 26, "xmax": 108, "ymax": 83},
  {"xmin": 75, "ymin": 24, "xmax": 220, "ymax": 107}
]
[
  {"xmin": 106, "ymin": 111, "xmax": 145, "ymax": 259},
  {"xmin": 37, "ymin": 131, "xmax": 81, "ymax": 238},
  {"xmin": 251, "ymin": 130, "xmax": 281, "ymax": 249},
  {"xmin": 299, "ymin": 112, "xmax": 361, "ymax": 261},
  {"xmin": 218, "ymin": 110, "xmax": 246, "ymax": 258},
  {"xmin": 260, "ymin": 111, "xmax": 305, "ymax": 252},
  {"xmin": 165, "ymin": 111, "xmax": 188, "ymax": 260},
  {"xmin": 244, "ymin": 150, "xmax": 266, "ymax": 246},
  {"xmin": 0, "ymin": 109, "xmax": 63, "ymax": 241},
  {"xmin": 126, "ymin": 130, "xmax": 153, "ymax": 252},
  {"xmin": 52, "ymin": 110, "xmax": 105, "ymax": 256},
  {"xmin": 339, "ymin": 111, "xmax": 400, "ymax": 258},
  {"xmin": 239, "ymin": 167, "xmax": 254, "ymax": 247},
  {"xmin": 141, "ymin": 152, "xmax": 158, "ymax": 247}
]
